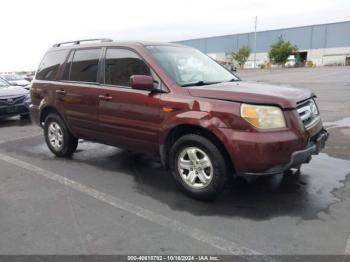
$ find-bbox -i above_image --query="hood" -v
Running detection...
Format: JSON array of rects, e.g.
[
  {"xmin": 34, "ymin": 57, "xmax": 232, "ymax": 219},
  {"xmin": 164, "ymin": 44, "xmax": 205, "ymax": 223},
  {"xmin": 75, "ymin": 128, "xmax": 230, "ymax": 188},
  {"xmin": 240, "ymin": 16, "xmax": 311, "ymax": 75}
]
[
  {"xmin": 187, "ymin": 81, "xmax": 313, "ymax": 109},
  {"xmin": 9, "ymin": 79, "xmax": 30, "ymax": 86},
  {"xmin": 0, "ymin": 86, "xmax": 29, "ymax": 98}
]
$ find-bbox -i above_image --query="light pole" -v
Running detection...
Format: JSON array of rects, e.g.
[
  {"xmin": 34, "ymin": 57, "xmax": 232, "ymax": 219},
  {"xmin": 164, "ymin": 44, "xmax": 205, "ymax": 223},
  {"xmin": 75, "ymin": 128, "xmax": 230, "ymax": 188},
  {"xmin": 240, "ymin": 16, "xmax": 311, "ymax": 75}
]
[{"xmin": 254, "ymin": 16, "xmax": 257, "ymax": 69}]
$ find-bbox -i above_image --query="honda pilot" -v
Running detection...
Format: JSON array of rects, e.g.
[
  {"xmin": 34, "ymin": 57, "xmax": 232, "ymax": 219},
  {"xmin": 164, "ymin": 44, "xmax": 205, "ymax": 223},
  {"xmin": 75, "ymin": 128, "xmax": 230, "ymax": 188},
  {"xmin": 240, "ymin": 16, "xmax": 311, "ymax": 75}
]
[{"xmin": 30, "ymin": 39, "xmax": 328, "ymax": 200}]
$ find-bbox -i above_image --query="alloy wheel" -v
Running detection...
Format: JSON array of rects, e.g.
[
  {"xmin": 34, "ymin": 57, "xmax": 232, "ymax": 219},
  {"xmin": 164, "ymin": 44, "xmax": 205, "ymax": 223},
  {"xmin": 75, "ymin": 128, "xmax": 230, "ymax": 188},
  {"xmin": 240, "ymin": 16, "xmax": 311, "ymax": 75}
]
[
  {"xmin": 48, "ymin": 122, "xmax": 64, "ymax": 151},
  {"xmin": 177, "ymin": 147, "xmax": 213, "ymax": 189}
]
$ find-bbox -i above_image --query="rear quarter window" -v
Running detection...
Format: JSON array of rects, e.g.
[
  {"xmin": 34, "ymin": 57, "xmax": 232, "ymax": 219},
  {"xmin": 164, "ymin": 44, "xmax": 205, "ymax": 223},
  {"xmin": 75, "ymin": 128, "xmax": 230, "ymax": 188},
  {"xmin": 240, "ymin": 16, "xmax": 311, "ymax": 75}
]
[{"xmin": 36, "ymin": 50, "xmax": 68, "ymax": 80}]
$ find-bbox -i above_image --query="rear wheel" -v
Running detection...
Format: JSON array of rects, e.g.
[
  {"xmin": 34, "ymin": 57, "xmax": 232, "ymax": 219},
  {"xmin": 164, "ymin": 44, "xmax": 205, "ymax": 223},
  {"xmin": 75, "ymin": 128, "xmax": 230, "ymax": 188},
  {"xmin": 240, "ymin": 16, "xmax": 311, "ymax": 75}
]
[
  {"xmin": 169, "ymin": 134, "xmax": 230, "ymax": 200},
  {"xmin": 44, "ymin": 114, "xmax": 78, "ymax": 157}
]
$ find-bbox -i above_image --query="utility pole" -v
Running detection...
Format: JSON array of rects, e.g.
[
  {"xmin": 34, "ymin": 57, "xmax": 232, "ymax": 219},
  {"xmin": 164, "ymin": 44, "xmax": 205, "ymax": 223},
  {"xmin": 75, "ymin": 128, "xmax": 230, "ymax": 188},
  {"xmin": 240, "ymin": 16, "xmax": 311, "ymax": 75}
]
[{"xmin": 254, "ymin": 16, "xmax": 257, "ymax": 69}]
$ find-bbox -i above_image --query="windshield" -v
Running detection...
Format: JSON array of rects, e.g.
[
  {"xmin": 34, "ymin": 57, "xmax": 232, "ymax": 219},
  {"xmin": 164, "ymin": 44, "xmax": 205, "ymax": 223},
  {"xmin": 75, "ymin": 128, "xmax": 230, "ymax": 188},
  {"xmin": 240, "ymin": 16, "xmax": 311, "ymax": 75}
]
[
  {"xmin": 146, "ymin": 45, "xmax": 239, "ymax": 87},
  {"xmin": 2, "ymin": 74, "xmax": 23, "ymax": 81},
  {"xmin": 0, "ymin": 78, "xmax": 10, "ymax": 88}
]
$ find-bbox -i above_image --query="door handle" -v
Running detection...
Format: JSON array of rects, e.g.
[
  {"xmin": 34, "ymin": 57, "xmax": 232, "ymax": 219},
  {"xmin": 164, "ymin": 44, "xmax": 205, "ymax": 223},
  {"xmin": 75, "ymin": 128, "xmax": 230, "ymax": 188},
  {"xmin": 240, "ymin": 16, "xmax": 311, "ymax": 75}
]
[
  {"xmin": 56, "ymin": 89, "xmax": 67, "ymax": 95},
  {"xmin": 98, "ymin": 94, "xmax": 112, "ymax": 101}
]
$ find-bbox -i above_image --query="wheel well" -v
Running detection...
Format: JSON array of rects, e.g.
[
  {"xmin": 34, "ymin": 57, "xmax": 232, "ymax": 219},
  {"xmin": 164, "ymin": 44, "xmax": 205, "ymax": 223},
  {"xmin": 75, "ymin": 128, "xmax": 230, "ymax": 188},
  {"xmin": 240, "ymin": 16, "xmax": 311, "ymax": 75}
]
[
  {"xmin": 40, "ymin": 107, "xmax": 77, "ymax": 139},
  {"xmin": 40, "ymin": 106, "xmax": 60, "ymax": 126},
  {"xmin": 163, "ymin": 124, "xmax": 234, "ymax": 173}
]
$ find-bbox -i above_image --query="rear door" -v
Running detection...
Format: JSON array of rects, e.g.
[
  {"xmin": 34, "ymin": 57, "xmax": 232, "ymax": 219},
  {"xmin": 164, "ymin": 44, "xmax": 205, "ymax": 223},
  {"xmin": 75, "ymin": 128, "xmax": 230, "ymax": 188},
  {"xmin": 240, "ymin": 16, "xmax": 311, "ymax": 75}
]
[
  {"xmin": 56, "ymin": 48, "xmax": 103, "ymax": 140},
  {"xmin": 98, "ymin": 48, "xmax": 163, "ymax": 153}
]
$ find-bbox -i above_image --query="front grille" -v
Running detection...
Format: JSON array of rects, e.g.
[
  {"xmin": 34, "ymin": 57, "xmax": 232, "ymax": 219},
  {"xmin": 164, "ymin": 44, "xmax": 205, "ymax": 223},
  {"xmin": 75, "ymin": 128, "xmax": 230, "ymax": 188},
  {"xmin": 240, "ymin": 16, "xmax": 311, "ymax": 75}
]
[
  {"xmin": 297, "ymin": 99, "xmax": 319, "ymax": 126},
  {"xmin": 0, "ymin": 105, "xmax": 28, "ymax": 115},
  {"xmin": 0, "ymin": 96, "xmax": 26, "ymax": 106}
]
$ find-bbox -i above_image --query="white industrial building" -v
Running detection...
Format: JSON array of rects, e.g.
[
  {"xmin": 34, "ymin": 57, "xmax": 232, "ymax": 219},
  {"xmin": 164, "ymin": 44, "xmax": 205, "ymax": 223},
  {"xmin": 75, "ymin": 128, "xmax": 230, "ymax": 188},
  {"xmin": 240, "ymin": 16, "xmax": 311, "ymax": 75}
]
[{"xmin": 175, "ymin": 21, "xmax": 350, "ymax": 67}]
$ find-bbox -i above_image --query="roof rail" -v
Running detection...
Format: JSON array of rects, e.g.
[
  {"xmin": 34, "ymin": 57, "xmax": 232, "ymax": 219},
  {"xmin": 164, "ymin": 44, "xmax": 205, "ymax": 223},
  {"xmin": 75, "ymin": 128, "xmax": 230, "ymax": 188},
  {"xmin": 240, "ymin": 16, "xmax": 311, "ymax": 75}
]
[{"xmin": 53, "ymin": 38, "xmax": 113, "ymax": 47}]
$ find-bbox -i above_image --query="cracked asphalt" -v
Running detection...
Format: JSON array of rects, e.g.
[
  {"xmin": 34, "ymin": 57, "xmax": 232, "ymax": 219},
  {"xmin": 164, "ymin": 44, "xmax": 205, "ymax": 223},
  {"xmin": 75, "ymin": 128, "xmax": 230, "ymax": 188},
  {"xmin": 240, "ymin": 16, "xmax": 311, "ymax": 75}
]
[{"xmin": 0, "ymin": 67, "xmax": 349, "ymax": 256}]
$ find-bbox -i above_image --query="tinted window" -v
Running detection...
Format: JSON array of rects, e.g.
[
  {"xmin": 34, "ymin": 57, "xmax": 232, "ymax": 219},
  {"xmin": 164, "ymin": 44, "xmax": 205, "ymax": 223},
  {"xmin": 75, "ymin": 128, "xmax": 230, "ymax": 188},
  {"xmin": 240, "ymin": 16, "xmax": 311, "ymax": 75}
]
[
  {"xmin": 36, "ymin": 50, "xmax": 68, "ymax": 80},
  {"xmin": 105, "ymin": 49, "xmax": 150, "ymax": 87},
  {"xmin": 62, "ymin": 51, "xmax": 74, "ymax": 80},
  {"xmin": 70, "ymin": 49, "xmax": 101, "ymax": 83}
]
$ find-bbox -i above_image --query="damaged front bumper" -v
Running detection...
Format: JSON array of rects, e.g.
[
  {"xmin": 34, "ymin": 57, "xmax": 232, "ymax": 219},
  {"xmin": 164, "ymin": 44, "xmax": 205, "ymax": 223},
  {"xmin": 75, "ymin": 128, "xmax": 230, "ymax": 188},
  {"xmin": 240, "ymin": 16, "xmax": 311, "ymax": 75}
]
[{"xmin": 243, "ymin": 129, "xmax": 329, "ymax": 176}]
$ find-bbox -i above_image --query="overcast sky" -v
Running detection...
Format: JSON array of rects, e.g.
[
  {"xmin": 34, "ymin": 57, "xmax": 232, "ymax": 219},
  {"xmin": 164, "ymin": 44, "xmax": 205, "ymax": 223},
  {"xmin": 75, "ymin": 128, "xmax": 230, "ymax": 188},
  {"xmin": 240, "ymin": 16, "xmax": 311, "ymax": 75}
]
[{"xmin": 0, "ymin": 0, "xmax": 349, "ymax": 71}]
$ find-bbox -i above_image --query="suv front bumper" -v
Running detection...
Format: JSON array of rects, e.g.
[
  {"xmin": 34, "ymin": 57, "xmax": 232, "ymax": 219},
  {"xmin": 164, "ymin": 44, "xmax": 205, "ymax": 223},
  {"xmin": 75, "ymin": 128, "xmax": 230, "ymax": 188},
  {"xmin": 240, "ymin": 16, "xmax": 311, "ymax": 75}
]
[{"xmin": 243, "ymin": 129, "xmax": 329, "ymax": 176}]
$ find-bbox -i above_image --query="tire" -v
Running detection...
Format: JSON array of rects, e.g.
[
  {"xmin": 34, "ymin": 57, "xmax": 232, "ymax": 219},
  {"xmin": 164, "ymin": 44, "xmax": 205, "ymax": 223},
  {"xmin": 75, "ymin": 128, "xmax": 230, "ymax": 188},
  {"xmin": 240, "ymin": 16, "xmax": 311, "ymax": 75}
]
[
  {"xmin": 169, "ymin": 134, "xmax": 230, "ymax": 201},
  {"xmin": 44, "ymin": 113, "xmax": 78, "ymax": 157}
]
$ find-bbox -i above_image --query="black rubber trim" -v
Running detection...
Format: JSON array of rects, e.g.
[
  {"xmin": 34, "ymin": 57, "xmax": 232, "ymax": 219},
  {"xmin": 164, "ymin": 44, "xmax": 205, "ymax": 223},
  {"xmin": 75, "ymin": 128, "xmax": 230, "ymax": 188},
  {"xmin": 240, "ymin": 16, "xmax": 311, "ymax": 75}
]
[{"xmin": 242, "ymin": 129, "xmax": 329, "ymax": 176}]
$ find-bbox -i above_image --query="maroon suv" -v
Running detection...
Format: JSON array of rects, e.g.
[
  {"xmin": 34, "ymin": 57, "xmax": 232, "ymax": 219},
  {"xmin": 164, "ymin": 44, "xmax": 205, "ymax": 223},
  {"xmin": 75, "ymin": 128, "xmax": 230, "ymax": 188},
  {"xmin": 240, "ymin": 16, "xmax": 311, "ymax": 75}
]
[{"xmin": 30, "ymin": 39, "xmax": 328, "ymax": 200}]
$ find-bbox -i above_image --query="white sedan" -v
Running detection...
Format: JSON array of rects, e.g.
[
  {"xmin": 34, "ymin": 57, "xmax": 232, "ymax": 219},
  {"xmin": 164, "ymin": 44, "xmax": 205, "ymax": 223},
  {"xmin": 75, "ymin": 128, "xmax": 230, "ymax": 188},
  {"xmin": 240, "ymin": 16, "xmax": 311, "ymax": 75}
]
[{"xmin": 1, "ymin": 74, "xmax": 30, "ymax": 87}]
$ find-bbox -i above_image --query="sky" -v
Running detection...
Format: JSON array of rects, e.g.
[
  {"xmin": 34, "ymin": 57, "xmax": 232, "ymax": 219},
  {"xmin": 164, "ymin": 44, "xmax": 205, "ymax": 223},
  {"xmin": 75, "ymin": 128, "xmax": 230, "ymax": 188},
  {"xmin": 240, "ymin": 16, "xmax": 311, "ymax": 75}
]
[{"xmin": 0, "ymin": 0, "xmax": 349, "ymax": 71}]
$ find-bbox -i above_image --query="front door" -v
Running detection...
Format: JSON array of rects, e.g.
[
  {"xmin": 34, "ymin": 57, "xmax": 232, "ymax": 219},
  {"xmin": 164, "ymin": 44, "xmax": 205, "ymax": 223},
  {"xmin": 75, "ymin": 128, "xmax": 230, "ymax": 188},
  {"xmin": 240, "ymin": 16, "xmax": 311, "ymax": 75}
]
[{"xmin": 98, "ymin": 48, "xmax": 163, "ymax": 153}]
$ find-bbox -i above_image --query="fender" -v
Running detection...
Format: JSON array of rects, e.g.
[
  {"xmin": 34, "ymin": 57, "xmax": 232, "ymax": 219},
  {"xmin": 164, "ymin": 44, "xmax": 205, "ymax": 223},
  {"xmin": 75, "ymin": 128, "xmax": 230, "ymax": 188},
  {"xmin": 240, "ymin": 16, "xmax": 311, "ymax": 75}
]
[
  {"xmin": 159, "ymin": 110, "xmax": 231, "ymax": 145},
  {"xmin": 158, "ymin": 110, "xmax": 236, "ymax": 168}
]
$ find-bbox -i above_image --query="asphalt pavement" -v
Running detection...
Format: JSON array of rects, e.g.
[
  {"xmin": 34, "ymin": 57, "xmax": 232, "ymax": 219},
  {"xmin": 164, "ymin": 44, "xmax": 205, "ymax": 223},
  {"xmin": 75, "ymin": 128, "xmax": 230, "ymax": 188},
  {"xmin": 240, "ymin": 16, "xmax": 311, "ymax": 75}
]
[{"xmin": 0, "ymin": 67, "xmax": 350, "ymax": 256}]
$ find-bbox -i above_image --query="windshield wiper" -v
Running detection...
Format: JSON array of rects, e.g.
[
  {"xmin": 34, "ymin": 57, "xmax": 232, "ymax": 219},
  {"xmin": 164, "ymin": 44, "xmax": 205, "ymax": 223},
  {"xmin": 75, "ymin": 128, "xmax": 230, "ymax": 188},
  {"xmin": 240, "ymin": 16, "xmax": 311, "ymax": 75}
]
[
  {"xmin": 228, "ymin": 78, "xmax": 240, "ymax": 82},
  {"xmin": 181, "ymin": 81, "xmax": 219, "ymax": 87}
]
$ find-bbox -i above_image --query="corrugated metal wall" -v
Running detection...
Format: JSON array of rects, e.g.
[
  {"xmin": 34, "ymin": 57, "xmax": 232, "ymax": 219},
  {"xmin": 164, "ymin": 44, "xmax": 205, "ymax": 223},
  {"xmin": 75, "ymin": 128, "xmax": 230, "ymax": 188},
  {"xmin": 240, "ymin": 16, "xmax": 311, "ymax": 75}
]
[{"xmin": 174, "ymin": 21, "xmax": 350, "ymax": 53}]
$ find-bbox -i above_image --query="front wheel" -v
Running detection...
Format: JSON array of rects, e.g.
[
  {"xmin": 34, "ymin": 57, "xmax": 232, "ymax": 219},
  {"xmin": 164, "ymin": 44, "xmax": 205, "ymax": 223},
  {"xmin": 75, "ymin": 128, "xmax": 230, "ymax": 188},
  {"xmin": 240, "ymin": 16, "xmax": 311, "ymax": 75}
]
[
  {"xmin": 44, "ymin": 114, "xmax": 78, "ymax": 157},
  {"xmin": 169, "ymin": 134, "xmax": 230, "ymax": 200}
]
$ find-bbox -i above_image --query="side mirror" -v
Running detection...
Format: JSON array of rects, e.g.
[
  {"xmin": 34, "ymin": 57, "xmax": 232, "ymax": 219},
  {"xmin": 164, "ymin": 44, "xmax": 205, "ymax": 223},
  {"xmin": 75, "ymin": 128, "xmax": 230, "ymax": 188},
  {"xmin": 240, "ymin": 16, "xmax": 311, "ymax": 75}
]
[{"xmin": 130, "ymin": 75, "xmax": 154, "ymax": 91}]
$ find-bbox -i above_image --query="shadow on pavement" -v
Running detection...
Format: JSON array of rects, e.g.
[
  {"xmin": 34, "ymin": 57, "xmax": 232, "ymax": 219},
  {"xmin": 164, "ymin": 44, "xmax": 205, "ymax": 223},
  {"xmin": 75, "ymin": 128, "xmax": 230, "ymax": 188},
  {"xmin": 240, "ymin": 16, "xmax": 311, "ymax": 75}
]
[
  {"xmin": 0, "ymin": 116, "xmax": 32, "ymax": 127},
  {"xmin": 70, "ymin": 145, "xmax": 350, "ymax": 221},
  {"xmin": 2, "ymin": 138, "xmax": 350, "ymax": 221}
]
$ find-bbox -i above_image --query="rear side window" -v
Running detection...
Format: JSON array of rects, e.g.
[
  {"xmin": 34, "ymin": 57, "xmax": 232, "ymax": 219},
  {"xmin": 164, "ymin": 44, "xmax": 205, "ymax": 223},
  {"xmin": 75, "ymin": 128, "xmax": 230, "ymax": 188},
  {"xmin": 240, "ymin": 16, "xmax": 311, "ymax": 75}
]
[
  {"xmin": 105, "ymin": 48, "xmax": 150, "ymax": 87},
  {"xmin": 62, "ymin": 51, "xmax": 74, "ymax": 80},
  {"xmin": 36, "ymin": 50, "xmax": 68, "ymax": 80},
  {"xmin": 69, "ymin": 49, "xmax": 101, "ymax": 83}
]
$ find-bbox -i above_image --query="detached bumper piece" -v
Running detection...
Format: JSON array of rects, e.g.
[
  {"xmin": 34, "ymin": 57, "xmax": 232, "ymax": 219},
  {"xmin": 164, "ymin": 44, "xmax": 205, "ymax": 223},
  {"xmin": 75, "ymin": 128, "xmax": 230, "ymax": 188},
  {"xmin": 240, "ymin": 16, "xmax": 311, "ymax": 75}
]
[{"xmin": 244, "ymin": 129, "xmax": 329, "ymax": 176}]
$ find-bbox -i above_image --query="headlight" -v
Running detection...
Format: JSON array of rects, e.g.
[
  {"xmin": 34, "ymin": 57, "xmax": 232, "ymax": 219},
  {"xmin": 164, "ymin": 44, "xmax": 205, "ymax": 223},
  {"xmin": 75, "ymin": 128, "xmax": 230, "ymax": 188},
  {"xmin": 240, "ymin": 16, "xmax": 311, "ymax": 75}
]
[
  {"xmin": 24, "ymin": 93, "xmax": 31, "ymax": 104},
  {"xmin": 310, "ymin": 99, "xmax": 319, "ymax": 115},
  {"xmin": 240, "ymin": 103, "xmax": 286, "ymax": 129}
]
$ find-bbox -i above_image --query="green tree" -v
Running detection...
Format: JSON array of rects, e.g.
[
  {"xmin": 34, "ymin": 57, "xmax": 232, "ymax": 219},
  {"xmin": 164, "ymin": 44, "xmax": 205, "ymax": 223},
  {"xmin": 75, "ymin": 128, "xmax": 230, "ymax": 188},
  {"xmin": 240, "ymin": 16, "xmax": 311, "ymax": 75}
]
[
  {"xmin": 268, "ymin": 39, "xmax": 298, "ymax": 66},
  {"xmin": 231, "ymin": 46, "xmax": 251, "ymax": 68}
]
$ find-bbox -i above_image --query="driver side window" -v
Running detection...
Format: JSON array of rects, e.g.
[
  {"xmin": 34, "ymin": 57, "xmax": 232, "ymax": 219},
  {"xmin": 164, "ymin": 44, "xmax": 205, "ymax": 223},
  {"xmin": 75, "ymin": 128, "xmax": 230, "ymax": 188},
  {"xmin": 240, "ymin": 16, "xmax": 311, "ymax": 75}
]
[{"xmin": 104, "ymin": 48, "xmax": 151, "ymax": 87}]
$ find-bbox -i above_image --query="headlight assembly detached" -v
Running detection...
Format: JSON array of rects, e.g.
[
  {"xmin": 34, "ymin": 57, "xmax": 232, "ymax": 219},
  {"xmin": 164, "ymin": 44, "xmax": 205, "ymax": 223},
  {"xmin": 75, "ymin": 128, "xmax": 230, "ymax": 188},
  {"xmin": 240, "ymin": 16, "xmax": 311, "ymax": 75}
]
[{"xmin": 240, "ymin": 103, "xmax": 286, "ymax": 129}]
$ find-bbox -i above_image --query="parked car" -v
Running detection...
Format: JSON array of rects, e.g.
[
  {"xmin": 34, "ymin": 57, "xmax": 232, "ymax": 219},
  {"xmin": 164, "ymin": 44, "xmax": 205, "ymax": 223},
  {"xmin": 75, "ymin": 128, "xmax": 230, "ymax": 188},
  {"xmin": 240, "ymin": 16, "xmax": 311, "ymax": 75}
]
[
  {"xmin": 285, "ymin": 54, "xmax": 304, "ymax": 68},
  {"xmin": 285, "ymin": 55, "xmax": 297, "ymax": 67},
  {"xmin": 24, "ymin": 73, "xmax": 35, "ymax": 82},
  {"xmin": 22, "ymin": 83, "xmax": 31, "ymax": 90},
  {"xmin": 1, "ymin": 74, "xmax": 30, "ymax": 87},
  {"xmin": 0, "ymin": 77, "xmax": 31, "ymax": 119},
  {"xmin": 30, "ymin": 39, "xmax": 328, "ymax": 200}
]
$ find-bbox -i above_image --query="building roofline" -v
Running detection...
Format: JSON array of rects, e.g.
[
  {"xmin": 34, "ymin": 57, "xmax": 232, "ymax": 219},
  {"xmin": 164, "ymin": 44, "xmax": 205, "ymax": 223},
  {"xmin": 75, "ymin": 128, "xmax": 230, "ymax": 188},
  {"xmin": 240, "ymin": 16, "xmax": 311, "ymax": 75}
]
[{"xmin": 174, "ymin": 20, "xmax": 350, "ymax": 42}]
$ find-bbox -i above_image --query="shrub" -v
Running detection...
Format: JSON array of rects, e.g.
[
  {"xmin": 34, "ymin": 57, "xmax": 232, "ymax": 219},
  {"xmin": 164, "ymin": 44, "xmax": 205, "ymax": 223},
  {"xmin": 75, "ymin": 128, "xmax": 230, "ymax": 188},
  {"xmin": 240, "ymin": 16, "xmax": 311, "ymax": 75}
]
[
  {"xmin": 268, "ymin": 39, "xmax": 298, "ymax": 65},
  {"xmin": 231, "ymin": 46, "xmax": 251, "ymax": 68},
  {"xmin": 306, "ymin": 61, "xmax": 315, "ymax": 67}
]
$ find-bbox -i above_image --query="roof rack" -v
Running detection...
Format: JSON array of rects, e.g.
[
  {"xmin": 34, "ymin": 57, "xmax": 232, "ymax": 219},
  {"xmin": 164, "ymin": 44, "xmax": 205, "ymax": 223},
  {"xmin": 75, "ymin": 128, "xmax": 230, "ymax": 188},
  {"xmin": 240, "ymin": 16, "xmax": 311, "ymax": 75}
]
[{"xmin": 53, "ymin": 38, "xmax": 113, "ymax": 47}]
